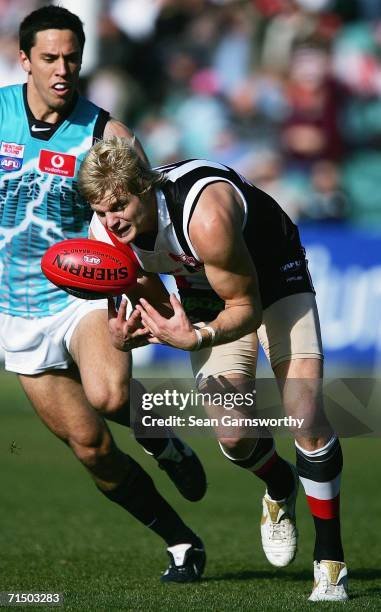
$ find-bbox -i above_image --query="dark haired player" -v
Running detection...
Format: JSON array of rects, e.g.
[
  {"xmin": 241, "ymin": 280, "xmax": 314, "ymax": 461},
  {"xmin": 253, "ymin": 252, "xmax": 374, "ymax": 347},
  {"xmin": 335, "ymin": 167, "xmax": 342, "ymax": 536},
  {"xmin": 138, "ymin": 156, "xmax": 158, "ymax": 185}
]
[{"xmin": 0, "ymin": 6, "xmax": 206, "ymax": 582}]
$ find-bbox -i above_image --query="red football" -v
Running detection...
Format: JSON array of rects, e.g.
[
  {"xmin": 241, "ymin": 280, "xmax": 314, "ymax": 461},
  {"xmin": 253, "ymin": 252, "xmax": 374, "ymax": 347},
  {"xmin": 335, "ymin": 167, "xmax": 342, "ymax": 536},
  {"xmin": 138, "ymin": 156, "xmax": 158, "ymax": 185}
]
[{"xmin": 41, "ymin": 238, "xmax": 138, "ymax": 299}]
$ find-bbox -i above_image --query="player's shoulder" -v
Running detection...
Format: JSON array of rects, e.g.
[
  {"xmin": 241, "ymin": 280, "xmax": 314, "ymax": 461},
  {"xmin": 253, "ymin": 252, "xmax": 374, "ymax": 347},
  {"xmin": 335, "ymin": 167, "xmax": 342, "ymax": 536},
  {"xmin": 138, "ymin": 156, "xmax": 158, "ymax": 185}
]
[
  {"xmin": 0, "ymin": 83, "xmax": 23, "ymax": 101},
  {"xmin": 0, "ymin": 84, "xmax": 24, "ymax": 118},
  {"xmin": 71, "ymin": 95, "xmax": 109, "ymax": 135},
  {"xmin": 103, "ymin": 117, "xmax": 134, "ymax": 139},
  {"xmin": 76, "ymin": 94, "xmax": 105, "ymax": 115}
]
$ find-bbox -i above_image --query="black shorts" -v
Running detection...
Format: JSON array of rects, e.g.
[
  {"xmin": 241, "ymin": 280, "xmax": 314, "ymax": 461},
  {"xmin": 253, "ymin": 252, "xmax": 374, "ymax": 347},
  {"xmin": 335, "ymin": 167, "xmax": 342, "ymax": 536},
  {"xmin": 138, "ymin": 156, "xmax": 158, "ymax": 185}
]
[{"xmin": 179, "ymin": 228, "xmax": 314, "ymax": 323}]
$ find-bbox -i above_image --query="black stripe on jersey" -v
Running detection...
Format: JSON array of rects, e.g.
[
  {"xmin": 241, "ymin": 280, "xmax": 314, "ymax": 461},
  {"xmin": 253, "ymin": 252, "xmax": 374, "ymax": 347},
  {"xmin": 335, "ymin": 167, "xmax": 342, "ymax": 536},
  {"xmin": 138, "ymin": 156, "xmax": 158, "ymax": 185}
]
[
  {"xmin": 296, "ymin": 440, "xmax": 343, "ymax": 482},
  {"xmin": 93, "ymin": 108, "xmax": 110, "ymax": 142}
]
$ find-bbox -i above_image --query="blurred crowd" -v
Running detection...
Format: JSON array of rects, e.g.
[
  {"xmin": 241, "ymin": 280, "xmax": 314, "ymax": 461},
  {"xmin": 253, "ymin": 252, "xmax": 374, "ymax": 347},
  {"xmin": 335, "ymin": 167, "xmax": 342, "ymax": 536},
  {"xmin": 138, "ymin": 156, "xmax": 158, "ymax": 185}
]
[{"xmin": 2, "ymin": 0, "xmax": 381, "ymax": 227}]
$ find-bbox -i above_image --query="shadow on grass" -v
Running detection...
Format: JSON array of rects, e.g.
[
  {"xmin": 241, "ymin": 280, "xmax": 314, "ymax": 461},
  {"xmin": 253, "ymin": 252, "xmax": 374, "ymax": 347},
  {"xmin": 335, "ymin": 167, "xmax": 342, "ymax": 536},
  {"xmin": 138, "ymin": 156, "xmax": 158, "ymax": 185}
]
[
  {"xmin": 350, "ymin": 568, "xmax": 381, "ymax": 581},
  {"xmin": 203, "ymin": 569, "xmax": 311, "ymax": 583},
  {"xmin": 204, "ymin": 567, "xmax": 381, "ymax": 584}
]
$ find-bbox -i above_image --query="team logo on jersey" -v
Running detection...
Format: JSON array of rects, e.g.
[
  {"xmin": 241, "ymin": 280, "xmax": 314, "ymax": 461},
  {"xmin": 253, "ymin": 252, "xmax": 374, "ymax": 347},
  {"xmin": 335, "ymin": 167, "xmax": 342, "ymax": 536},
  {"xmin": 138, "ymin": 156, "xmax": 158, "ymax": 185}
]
[
  {"xmin": 0, "ymin": 141, "xmax": 25, "ymax": 172},
  {"xmin": 169, "ymin": 252, "xmax": 203, "ymax": 270},
  {"xmin": 280, "ymin": 260, "xmax": 302, "ymax": 273},
  {"xmin": 39, "ymin": 149, "xmax": 76, "ymax": 177}
]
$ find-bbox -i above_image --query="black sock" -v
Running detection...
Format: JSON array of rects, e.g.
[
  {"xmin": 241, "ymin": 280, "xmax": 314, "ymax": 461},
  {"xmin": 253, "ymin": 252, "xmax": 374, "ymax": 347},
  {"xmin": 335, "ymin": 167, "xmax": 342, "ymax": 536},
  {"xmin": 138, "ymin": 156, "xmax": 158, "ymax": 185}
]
[
  {"xmin": 313, "ymin": 517, "xmax": 344, "ymax": 562},
  {"xmin": 98, "ymin": 457, "xmax": 198, "ymax": 547},
  {"xmin": 225, "ymin": 438, "xmax": 296, "ymax": 500},
  {"xmin": 296, "ymin": 437, "xmax": 344, "ymax": 562},
  {"xmin": 129, "ymin": 378, "xmax": 172, "ymax": 457},
  {"xmin": 134, "ymin": 435, "xmax": 169, "ymax": 457},
  {"xmin": 262, "ymin": 456, "xmax": 296, "ymax": 501}
]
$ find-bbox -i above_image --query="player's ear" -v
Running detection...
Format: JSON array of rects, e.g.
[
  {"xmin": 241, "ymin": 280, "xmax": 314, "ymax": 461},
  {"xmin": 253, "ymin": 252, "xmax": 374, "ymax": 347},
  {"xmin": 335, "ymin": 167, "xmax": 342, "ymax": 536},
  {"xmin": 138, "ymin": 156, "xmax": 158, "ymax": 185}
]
[{"xmin": 19, "ymin": 50, "xmax": 31, "ymax": 74}]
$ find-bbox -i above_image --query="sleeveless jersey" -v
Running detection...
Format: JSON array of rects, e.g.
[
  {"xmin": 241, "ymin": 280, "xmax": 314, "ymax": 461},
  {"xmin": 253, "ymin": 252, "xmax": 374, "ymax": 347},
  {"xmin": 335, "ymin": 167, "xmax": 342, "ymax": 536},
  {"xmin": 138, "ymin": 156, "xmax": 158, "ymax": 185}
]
[
  {"xmin": 91, "ymin": 159, "xmax": 314, "ymax": 322},
  {"xmin": 0, "ymin": 84, "xmax": 108, "ymax": 317}
]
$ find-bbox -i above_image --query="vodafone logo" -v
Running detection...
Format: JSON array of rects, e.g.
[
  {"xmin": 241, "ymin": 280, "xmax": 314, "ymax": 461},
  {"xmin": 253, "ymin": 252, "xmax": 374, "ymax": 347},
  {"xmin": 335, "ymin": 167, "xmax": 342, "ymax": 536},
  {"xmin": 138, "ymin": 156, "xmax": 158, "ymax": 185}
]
[
  {"xmin": 39, "ymin": 149, "xmax": 76, "ymax": 177},
  {"xmin": 51, "ymin": 154, "xmax": 65, "ymax": 168}
]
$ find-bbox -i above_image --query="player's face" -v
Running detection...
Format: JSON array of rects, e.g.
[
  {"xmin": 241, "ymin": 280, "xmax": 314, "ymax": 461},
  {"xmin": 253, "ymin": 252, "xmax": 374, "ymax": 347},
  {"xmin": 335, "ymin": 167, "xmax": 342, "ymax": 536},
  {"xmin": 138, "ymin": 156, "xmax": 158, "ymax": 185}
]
[
  {"xmin": 19, "ymin": 29, "xmax": 82, "ymax": 119},
  {"xmin": 92, "ymin": 191, "xmax": 157, "ymax": 244}
]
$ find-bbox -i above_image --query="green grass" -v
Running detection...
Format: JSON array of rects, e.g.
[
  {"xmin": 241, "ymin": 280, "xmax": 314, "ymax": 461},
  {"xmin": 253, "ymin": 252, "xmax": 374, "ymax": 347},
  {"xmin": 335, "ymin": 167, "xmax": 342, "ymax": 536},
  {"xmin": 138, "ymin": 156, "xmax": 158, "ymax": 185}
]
[{"xmin": 1, "ymin": 370, "xmax": 380, "ymax": 611}]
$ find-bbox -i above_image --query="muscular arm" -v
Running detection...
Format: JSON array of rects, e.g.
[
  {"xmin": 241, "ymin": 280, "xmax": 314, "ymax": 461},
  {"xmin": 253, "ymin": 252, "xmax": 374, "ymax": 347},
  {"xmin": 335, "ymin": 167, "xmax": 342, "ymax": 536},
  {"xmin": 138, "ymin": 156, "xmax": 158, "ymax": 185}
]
[
  {"xmin": 136, "ymin": 182, "xmax": 263, "ymax": 351},
  {"xmin": 188, "ymin": 182, "xmax": 262, "ymax": 345}
]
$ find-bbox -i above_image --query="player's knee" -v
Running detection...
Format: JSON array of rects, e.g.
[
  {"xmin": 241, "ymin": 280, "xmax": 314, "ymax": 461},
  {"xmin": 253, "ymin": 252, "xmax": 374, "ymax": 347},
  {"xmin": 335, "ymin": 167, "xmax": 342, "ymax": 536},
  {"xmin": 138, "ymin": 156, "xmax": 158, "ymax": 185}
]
[
  {"xmin": 295, "ymin": 435, "xmax": 332, "ymax": 452},
  {"xmin": 218, "ymin": 435, "xmax": 246, "ymax": 455},
  {"xmin": 87, "ymin": 384, "xmax": 130, "ymax": 416},
  {"xmin": 69, "ymin": 430, "xmax": 114, "ymax": 468}
]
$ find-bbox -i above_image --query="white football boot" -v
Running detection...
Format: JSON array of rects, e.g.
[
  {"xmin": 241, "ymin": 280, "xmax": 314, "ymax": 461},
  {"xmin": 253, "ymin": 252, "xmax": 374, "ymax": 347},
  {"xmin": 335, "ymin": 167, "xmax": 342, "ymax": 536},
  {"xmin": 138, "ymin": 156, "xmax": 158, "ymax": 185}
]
[
  {"xmin": 309, "ymin": 560, "xmax": 349, "ymax": 602},
  {"xmin": 260, "ymin": 464, "xmax": 299, "ymax": 567}
]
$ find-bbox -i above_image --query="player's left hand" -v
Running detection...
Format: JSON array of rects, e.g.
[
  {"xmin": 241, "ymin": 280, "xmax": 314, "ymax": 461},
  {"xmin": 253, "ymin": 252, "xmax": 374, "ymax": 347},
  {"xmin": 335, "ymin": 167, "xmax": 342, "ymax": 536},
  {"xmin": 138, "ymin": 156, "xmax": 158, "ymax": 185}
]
[
  {"xmin": 136, "ymin": 293, "xmax": 198, "ymax": 351},
  {"xmin": 108, "ymin": 297, "xmax": 152, "ymax": 351}
]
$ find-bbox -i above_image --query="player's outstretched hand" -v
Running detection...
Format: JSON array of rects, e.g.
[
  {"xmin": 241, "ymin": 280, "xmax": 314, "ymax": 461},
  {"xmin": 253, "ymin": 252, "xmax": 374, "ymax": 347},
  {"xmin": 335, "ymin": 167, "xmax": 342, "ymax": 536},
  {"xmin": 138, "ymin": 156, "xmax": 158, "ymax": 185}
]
[
  {"xmin": 136, "ymin": 294, "xmax": 198, "ymax": 351},
  {"xmin": 107, "ymin": 297, "xmax": 152, "ymax": 351}
]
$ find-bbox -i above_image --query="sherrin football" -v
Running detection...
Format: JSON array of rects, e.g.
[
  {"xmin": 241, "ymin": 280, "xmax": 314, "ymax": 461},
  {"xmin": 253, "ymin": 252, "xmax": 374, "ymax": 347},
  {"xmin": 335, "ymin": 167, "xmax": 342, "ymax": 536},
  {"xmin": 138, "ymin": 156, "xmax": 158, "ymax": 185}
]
[{"xmin": 41, "ymin": 238, "xmax": 138, "ymax": 299}]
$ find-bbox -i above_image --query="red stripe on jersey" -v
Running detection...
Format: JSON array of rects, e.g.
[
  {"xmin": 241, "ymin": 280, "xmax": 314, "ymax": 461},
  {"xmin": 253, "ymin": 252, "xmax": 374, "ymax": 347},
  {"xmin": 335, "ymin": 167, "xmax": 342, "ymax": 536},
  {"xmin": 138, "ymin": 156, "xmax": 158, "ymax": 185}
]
[
  {"xmin": 253, "ymin": 450, "xmax": 278, "ymax": 477},
  {"xmin": 306, "ymin": 493, "xmax": 340, "ymax": 519},
  {"xmin": 105, "ymin": 227, "xmax": 140, "ymax": 265}
]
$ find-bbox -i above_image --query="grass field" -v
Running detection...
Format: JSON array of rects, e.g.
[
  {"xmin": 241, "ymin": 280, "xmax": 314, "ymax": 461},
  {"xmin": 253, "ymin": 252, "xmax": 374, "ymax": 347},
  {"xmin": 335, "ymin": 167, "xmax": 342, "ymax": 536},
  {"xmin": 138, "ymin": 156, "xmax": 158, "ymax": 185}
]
[{"xmin": 1, "ymin": 369, "xmax": 380, "ymax": 611}]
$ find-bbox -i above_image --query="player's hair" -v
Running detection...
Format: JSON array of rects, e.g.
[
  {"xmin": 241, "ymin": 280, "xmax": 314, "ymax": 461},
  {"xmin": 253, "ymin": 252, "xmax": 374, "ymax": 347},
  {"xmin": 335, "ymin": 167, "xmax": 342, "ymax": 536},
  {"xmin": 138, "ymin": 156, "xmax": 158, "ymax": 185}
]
[
  {"xmin": 78, "ymin": 137, "xmax": 166, "ymax": 204},
  {"xmin": 19, "ymin": 5, "xmax": 85, "ymax": 58}
]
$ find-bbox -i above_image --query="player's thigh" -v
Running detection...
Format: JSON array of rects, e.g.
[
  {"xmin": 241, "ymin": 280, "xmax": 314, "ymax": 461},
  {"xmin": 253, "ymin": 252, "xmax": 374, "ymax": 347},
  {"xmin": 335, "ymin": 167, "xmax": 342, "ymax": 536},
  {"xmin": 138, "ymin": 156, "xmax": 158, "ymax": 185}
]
[
  {"xmin": 190, "ymin": 333, "xmax": 258, "ymax": 444},
  {"xmin": 257, "ymin": 292, "xmax": 323, "ymax": 370},
  {"xmin": 258, "ymin": 293, "xmax": 326, "ymax": 430},
  {"xmin": 18, "ymin": 367, "xmax": 107, "ymax": 446},
  {"xmin": 69, "ymin": 307, "xmax": 132, "ymax": 409},
  {"xmin": 190, "ymin": 326, "xmax": 259, "ymax": 386}
]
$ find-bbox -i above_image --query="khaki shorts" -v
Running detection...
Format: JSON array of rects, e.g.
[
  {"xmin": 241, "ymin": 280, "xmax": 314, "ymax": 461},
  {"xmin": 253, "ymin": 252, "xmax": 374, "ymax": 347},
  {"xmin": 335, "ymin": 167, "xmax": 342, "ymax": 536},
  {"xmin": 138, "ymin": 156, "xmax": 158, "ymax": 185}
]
[{"xmin": 190, "ymin": 292, "xmax": 323, "ymax": 384}]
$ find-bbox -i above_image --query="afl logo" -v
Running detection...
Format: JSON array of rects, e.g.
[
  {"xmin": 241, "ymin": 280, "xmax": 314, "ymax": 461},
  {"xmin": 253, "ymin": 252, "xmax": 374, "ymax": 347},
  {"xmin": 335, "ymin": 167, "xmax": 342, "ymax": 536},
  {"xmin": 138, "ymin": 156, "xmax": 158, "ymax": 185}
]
[
  {"xmin": 83, "ymin": 255, "xmax": 101, "ymax": 265},
  {"xmin": 51, "ymin": 154, "xmax": 64, "ymax": 169},
  {"xmin": 0, "ymin": 156, "xmax": 22, "ymax": 171}
]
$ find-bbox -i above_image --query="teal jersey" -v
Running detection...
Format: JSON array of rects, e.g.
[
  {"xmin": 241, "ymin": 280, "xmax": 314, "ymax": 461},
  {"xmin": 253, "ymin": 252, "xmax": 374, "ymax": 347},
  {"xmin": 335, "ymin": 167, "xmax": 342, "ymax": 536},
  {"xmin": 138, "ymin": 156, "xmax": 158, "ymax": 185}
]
[{"xmin": 0, "ymin": 84, "xmax": 107, "ymax": 317}]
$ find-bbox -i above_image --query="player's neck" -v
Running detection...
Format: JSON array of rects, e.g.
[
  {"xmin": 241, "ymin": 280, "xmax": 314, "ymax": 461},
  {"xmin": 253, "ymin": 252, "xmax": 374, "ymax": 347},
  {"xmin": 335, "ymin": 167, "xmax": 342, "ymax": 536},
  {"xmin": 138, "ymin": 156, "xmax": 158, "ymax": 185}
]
[{"xmin": 25, "ymin": 81, "xmax": 75, "ymax": 124}]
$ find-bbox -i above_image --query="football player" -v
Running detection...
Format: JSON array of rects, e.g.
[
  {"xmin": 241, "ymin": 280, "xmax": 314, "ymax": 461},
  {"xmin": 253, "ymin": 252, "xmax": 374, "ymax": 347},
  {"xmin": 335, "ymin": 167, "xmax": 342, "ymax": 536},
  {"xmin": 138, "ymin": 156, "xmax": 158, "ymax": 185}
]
[
  {"xmin": 0, "ymin": 6, "xmax": 206, "ymax": 582},
  {"xmin": 79, "ymin": 137, "xmax": 348, "ymax": 602}
]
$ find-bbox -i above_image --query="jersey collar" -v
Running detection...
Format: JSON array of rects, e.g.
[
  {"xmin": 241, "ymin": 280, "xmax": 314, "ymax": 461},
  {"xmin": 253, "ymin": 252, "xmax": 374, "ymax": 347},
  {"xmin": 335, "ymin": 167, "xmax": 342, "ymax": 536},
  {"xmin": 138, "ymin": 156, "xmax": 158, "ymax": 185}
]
[{"xmin": 23, "ymin": 83, "xmax": 78, "ymax": 141}]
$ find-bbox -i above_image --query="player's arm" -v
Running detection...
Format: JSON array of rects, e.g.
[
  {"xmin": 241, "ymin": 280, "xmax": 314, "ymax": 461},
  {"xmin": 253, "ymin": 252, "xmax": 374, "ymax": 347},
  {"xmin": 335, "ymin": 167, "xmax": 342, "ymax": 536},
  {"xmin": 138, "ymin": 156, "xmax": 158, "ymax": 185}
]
[
  {"xmin": 136, "ymin": 183, "xmax": 262, "ymax": 350},
  {"xmin": 189, "ymin": 182, "xmax": 262, "ymax": 344},
  {"xmin": 103, "ymin": 118, "xmax": 149, "ymax": 163}
]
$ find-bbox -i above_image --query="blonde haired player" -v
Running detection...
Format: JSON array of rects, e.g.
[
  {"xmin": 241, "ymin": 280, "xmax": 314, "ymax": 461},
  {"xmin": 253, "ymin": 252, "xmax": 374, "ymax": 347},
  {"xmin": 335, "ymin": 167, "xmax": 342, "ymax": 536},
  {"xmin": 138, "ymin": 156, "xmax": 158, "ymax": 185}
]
[{"xmin": 79, "ymin": 137, "xmax": 348, "ymax": 602}]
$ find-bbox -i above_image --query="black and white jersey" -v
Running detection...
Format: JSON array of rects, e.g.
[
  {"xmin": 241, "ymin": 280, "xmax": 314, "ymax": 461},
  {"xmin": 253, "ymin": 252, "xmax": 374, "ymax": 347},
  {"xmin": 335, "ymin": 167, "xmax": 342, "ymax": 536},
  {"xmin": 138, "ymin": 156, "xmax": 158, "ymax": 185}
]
[{"xmin": 91, "ymin": 159, "xmax": 314, "ymax": 322}]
